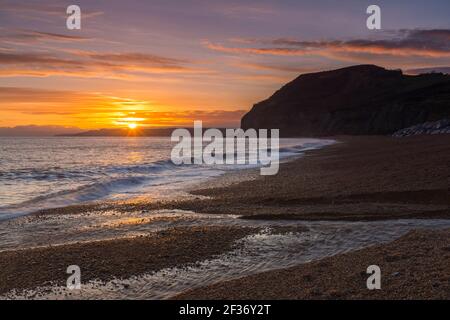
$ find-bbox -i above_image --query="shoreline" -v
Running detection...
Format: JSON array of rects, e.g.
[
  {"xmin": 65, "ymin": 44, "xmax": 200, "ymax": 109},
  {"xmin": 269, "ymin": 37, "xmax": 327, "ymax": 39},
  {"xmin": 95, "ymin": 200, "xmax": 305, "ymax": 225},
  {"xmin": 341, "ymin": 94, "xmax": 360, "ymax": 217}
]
[
  {"xmin": 0, "ymin": 226, "xmax": 258, "ymax": 296},
  {"xmin": 0, "ymin": 135, "xmax": 449, "ymax": 299},
  {"xmin": 25, "ymin": 134, "xmax": 450, "ymax": 222},
  {"xmin": 175, "ymin": 228, "xmax": 450, "ymax": 300},
  {"xmin": 169, "ymin": 135, "xmax": 450, "ymax": 220},
  {"xmin": 0, "ymin": 138, "xmax": 331, "ymax": 222}
]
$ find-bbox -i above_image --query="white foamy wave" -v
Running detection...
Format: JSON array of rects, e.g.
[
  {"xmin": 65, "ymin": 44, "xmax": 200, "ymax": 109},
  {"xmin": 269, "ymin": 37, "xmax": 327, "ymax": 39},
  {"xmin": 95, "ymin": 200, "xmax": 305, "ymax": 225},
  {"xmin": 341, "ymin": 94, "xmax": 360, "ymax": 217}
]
[
  {"xmin": 0, "ymin": 137, "xmax": 336, "ymax": 220},
  {"xmin": 0, "ymin": 176, "xmax": 151, "ymax": 220}
]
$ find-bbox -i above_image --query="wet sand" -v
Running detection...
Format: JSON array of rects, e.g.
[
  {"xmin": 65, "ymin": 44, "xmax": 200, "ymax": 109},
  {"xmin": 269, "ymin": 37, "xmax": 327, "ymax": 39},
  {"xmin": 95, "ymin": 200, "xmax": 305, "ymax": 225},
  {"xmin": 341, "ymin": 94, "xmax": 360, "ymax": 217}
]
[
  {"xmin": 0, "ymin": 226, "xmax": 256, "ymax": 295},
  {"xmin": 176, "ymin": 228, "xmax": 450, "ymax": 300},
  {"xmin": 34, "ymin": 135, "xmax": 450, "ymax": 221},
  {"xmin": 164, "ymin": 135, "xmax": 450, "ymax": 220}
]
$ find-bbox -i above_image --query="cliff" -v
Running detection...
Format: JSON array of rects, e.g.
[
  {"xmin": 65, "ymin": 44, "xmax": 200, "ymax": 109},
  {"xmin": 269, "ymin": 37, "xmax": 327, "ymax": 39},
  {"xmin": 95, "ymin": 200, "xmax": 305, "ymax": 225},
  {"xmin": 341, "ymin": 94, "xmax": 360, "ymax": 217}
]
[{"xmin": 241, "ymin": 65, "xmax": 450, "ymax": 136}]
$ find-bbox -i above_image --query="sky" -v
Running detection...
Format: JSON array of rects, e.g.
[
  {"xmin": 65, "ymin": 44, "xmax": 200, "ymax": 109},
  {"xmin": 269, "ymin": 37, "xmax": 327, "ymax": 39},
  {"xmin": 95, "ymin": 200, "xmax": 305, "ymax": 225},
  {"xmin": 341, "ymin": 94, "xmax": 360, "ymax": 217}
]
[{"xmin": 0, "ymin": 0, "xmax": 449, "ymax": 130}]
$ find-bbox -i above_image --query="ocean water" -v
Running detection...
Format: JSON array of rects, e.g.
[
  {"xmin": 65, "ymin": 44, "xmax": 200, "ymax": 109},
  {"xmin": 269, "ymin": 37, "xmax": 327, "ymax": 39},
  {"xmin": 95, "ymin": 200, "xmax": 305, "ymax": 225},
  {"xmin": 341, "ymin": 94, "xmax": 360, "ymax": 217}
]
[
  {"xmin": 0, "ymin": 137, "xmax": 335, "ymax": 220},
  {"xmin": 1, "ymin": 137, "xmax": 449, "ymax": 300}
]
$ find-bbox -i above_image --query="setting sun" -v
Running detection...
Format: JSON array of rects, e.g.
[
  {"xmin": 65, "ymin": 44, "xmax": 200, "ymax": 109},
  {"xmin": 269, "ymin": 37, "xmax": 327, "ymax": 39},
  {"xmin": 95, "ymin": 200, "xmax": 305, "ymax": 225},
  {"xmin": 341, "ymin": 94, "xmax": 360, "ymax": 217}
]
[{"xmin": 128, "ymin": 123, "xmax": 137, "ymax": 129}]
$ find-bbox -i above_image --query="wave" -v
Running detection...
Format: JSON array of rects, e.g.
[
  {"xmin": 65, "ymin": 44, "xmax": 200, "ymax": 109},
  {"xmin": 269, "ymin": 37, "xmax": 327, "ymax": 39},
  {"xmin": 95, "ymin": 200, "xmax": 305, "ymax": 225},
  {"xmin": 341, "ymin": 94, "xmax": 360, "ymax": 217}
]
[
  {"xmin": 0, "ymin": 159, "xmax": 177, "ymax": 181},
  {"xmin": 106, "ymin": 159, "xmax": 176, "ymax": 175},
  {"xmin": 0, "ymin": 175, "xmax": 154, "ymax": 220},
  {"xmin": 278, "ymin": 140, "xmax": 336, "ymax": 156},
  {"xmin": 0, "ymin": 139, "xmax": 336, "ymax": 221}
]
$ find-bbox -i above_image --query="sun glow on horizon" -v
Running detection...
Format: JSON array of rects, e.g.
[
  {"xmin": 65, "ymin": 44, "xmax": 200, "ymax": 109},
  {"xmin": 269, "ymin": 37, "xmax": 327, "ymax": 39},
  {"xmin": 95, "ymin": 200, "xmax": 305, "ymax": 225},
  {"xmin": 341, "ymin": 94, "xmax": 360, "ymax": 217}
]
[{"xmin": 113, "ymin": 116, "xmax": 146, "ymax": 129}]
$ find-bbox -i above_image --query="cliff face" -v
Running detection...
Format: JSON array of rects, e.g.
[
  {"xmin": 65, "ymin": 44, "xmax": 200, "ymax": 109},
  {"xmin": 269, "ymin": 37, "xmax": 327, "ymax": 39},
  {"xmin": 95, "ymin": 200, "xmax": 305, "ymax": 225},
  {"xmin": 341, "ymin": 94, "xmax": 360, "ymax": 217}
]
[{"xmin": 241, "ymin": 65, "xmax": 450, "ymax": 136}]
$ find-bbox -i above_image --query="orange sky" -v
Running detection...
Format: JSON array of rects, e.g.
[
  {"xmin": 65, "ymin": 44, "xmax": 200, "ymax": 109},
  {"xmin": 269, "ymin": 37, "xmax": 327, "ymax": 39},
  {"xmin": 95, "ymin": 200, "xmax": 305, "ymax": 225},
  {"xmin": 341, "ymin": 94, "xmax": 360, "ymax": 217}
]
[{"xmin": 0, "ymin": 0, "xmax": 449, "ymax": 130}]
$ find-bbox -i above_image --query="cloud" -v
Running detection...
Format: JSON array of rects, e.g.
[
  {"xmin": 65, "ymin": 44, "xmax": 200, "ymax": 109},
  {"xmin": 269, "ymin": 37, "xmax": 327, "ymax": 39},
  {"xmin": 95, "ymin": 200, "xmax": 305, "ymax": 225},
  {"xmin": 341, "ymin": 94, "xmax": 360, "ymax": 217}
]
[
  {"xmin": 0, "ymin": 50, "xmax": 194, "ymax": 79},
  {"xmin": 0, "ymin": 0, "xmax": 66, "ymax": 16},
  {"xmin": 0, "ymin": 125, "xmax": 82, "ymax": 136},
  {"xmin": 0, "ymin": 86, "xmax": 90, "ymax": 102},
  {"xmin": 79, "ymin": 52, "xmax": 188, "ymax": 70},
  {"xmin": 209, "ymin": 2, "xmax": 276, "ymax": 18},
  {"xmin": 115, "ymin": 110, "xmax": 247, "ymax": 127},
  {"xmin": 0, "ymin": 87, "xmax": 113, "ymax": 115},
  {"xmin": 0, "ymin": 87, "xmax": 246, "ymax": 127},
  {"xmin": 204, "ymin": 41, "xmax": 312, "ymax": 56},
  {"xmin": 0, "ymin": 29, "xmax": 89, "ymax": 44},
  {"xmin": 205, "ymin": 29, "xmax": 450, "ymax": 59},
  {"xmin": 405, "ymin": 66, "xmax": 450, "ymax": 75},
  {"xmin": 232, "ymin": 61, "xmax": 321, "ymax": 74}
]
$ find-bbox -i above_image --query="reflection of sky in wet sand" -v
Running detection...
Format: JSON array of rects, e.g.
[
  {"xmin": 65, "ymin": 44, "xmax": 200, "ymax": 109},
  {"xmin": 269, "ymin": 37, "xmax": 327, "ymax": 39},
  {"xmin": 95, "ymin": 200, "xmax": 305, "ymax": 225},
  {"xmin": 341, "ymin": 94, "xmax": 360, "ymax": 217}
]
[{"xmin": 1, "ymin": 208, "xmax": 449, "ymax": 299}]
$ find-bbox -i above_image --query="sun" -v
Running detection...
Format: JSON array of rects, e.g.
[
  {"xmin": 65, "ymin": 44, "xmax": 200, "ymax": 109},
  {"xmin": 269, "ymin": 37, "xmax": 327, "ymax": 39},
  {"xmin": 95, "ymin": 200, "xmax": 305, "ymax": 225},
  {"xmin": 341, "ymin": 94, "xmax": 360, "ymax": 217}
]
[{"xmin": 128, "ymin": 123, "xmax": 137, "ymax": 129}]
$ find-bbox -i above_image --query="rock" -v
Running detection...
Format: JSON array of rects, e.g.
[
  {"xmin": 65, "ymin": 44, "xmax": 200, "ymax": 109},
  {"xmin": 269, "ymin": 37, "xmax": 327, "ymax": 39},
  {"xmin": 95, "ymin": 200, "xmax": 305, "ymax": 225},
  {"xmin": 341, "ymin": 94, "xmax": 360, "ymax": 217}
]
[
  {"xmin": 241, "ymin": 65, "xmax": 450, "ymax": 136},
  {"xmin": 392, "ymin": 119, "xmax": 450, "ymax": 137}
]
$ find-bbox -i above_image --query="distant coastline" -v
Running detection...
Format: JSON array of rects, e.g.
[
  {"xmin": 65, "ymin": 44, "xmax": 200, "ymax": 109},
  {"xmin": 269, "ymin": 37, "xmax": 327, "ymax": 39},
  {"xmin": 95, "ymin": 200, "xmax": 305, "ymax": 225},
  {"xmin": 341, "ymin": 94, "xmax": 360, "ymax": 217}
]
[
  {"xmin": 57, "ymin": 127, "xmax": 230, "ymax": 137},
  {"xmin": 0, "ymin": 127, "xmax": 231, "ymax": 137}
]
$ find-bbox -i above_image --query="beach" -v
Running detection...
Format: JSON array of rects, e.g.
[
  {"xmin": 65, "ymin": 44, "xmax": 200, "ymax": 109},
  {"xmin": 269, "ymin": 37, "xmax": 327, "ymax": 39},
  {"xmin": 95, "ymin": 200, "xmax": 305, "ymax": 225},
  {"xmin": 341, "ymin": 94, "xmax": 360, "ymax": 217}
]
[
  {"xmin": 176, "ymin": 228, "xmax": 450, "ymax": 300},
  {"xmin": 0, "ymin": 135, "xmax": 449, "ymax": 299},
  {"xmin": 0, "ymin": 226, "xmax": 256, "ymax": 296},
  {"xmin": 167, "ymin": 135, "xmax": 449, "ymax": 220}
]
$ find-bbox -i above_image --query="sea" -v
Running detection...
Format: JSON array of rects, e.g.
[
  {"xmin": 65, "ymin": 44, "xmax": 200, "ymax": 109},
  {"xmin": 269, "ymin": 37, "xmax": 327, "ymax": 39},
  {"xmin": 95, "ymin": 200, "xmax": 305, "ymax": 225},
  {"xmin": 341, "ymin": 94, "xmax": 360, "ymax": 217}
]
[
  {"xmin": 1, "ymin": 136, "xmax": 450, "ymax": 299},
  {"xmin": 0, "ymin": 136, "xmax": 335, "ymax": 220}
]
